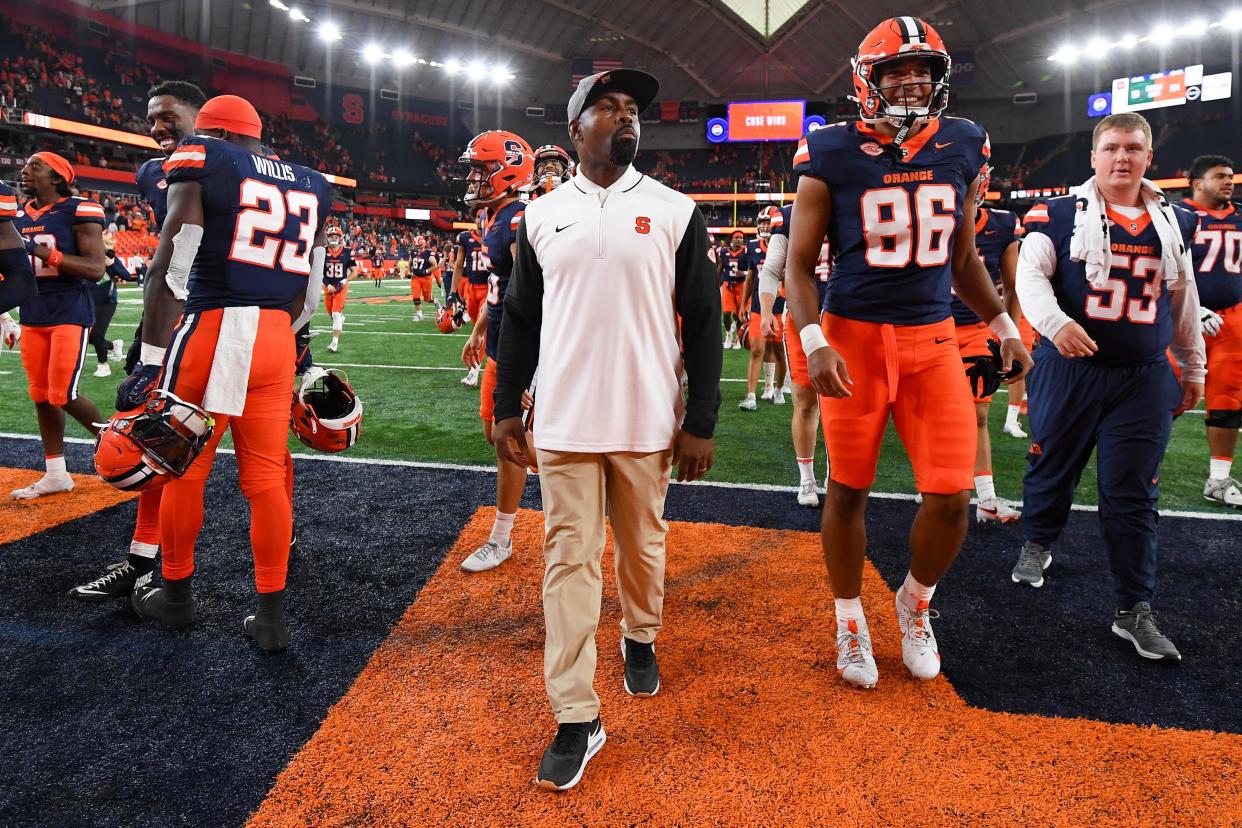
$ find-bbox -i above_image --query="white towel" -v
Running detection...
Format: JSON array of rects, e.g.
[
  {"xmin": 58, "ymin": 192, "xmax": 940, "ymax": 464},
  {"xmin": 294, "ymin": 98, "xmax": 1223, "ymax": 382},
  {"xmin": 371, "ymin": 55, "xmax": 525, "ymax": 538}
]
[
  {"xmin": 1069, "ymin": 175, "xmax": 1192, "ymax": 290},
  {"xmin": 202, "ymin": 306, "xmax": 259, "ymax": 416}
]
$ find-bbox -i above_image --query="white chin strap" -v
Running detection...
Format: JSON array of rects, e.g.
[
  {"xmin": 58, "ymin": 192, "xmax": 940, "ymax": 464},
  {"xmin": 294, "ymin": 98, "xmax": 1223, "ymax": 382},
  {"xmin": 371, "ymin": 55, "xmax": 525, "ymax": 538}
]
[{"xmin": 166, "ymin": 224, "xmax": 203, "ymax": 301}]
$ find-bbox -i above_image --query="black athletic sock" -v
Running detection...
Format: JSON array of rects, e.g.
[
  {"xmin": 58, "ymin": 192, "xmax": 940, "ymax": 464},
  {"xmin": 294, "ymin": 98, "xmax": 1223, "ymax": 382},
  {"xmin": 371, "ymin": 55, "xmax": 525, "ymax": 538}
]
[
  {"xmin": 256, "ymin": 589, "xmax": 285, "ymax": 621},
  {"xmin": 127, "ymin": 553, "xmax": 156, "ymax": 574},
  {"xmin": 163, "ymin": 574, "xmax": 192, "ymax": 601}
]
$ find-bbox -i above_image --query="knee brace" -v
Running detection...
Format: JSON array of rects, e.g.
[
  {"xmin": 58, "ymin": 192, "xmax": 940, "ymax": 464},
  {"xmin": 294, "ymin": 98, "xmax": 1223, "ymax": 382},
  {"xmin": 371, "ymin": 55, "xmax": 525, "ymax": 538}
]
[
  {"xmin": 1205, "ymin": 408, "xmax": 1242, "ymax": 429},
  {"xmin": 331, "ymin": 311, "xmax": 344, "ymax": 329}
]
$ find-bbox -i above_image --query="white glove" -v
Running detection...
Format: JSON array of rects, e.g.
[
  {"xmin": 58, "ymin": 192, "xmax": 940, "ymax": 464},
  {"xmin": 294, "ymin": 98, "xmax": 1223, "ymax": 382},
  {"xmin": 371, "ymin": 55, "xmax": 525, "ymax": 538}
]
[
  {"xmin": 1201, "ymin": 307, "xmax": 1223, "ymax": 337},
  {"xmin": 0, "ymin": 313, "xmax": 19, "ymax": 349}
]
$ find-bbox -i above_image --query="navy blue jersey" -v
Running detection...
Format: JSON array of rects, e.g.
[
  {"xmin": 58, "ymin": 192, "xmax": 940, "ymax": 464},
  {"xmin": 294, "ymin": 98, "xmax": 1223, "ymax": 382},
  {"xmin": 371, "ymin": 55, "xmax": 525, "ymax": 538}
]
[
  {"xmin": 747, "ymin": 237, "xmax": 785, "ymax": 314},
  {"xmin": 14, "ymin": 196, "xmax": 105, "ymax": 326},
  {"xmin": 720, "ymin": 247, "xmax": 750, "ymax": 284},
  {"xmin": 324, "ymin": 245, "xmax": 354, "ymax": 289},
  {"xmin": 164, "ymin": 136, "xmax": 333, "ymax": 314},
  {"xmin": 951, "ymin": 207, "xmax": 1020, "ymax": 325},
  {"xmin": 482, "ymin": 199, "xmax": 526, "ymax": 360},
  {"xmin": 1181, "ymin": 199, "xmax": 1242, "ymax": 311},
  {"xmin": 135, "ymin": 157, "xmax": 169, "ymax": 230},
  {"xmin": 410, "ymin": 251, "xmax": 432, "ymax": 276},
  {"xmin": 793, "ymin": 117, "xmax": 989, "ymax": 325},
  {"xmin": 457, "ymin": 230, "xmax": 488, "ymax": 285},
  {"xmin": 0, "ymin": 180, "xmax": 15, "ymax": 223},
  {"xmin": 1023, "ymin": 196, "xmax": 1197, "ymax": 365},
  {"xmin": 775, "ymin": 204, "xmax": 831, "ymax": 311}
]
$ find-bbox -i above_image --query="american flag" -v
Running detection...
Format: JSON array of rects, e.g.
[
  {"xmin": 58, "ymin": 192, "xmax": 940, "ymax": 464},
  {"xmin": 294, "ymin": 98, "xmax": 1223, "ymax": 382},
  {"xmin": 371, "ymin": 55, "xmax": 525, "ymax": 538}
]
[{"xmin": 570, "ymin": 57, "xmax": 623, "ymax": 86}]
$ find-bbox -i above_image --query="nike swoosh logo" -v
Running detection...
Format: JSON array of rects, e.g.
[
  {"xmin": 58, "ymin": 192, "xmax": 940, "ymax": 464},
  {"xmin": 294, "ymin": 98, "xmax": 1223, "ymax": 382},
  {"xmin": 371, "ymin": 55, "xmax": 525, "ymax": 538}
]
[
  {"xmin": 935, "ymin": 336, "xmax": 952, "ymax": 344},
  {"xmin": 555, "ymin": 223, "xmax": 577, "ymax": 233},
  {"xmin": 935, "ymin": 141, "xmax": 953, "ymax": 150}
]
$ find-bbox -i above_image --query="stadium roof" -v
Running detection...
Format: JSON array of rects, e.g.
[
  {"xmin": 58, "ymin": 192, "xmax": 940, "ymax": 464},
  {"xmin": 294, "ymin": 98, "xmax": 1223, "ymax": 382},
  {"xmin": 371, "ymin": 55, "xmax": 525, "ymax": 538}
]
[{"xmin": 76, "ymin": 0, "xmax": 1242, "ymax": 104}]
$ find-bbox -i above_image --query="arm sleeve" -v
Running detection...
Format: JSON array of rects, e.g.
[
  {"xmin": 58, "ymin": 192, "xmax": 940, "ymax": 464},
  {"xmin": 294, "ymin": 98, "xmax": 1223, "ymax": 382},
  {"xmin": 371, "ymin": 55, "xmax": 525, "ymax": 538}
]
[
  {"xmin": 758, "ymin": 232, "xmax": 788, "ymax": 297},
  {"xmin": 674, "ymin": 207, "xmax": 724, "ymax": 438},
  {"xmin": 493, "ymin": 218, "xmax": 543, "ymax": 423},
  {"xmin": 1015, "ymin": 232, "xmax": 1073, "ymax": 341},
  {"xmin": 1169, "ymin": 274, "xmax": 1207, "ymax": 384}
]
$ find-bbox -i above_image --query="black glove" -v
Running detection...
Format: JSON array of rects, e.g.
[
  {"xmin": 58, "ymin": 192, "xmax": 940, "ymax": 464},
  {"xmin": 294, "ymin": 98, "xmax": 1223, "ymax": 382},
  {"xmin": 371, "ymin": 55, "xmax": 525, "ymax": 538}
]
[
  {"xmin": 963, "ymin": 339, "xmax": 1006, "ymax": 399},
  {"xmin": 116, "ymin": 362, "xmax": 161, "ymax": 411},
  {"xmin": 295, "ymin": 322, "xmax": 313, "ymax": 375}
]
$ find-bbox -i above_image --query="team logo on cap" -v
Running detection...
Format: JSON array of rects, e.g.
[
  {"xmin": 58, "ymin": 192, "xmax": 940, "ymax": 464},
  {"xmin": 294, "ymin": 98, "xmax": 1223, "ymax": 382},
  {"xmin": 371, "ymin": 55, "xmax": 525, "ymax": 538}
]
[{"xmin": 860, "ymin": 142, "xmax": 883, "ymax": 157}]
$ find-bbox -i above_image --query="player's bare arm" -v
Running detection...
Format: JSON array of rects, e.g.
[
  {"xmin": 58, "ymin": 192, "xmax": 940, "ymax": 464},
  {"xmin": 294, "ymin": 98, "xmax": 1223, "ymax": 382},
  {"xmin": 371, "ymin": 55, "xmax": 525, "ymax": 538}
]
[
  {"xmin": 142, "ymin": 180, "xmax": 202, "ymax": 348},
  {"xmin": 54, "ymin": 221, "xmax": 106, "ymax": 280},
  {"xmin": 999, "ymin": 241, "xmax": 1022, "ymax": 323},
  {"xmin": 786, "ymin": 175, "xmax": 850, "ymax": 397},
  {"xmin": 452, "ymin": 245, "xmax": 466, "ymax": 293}
]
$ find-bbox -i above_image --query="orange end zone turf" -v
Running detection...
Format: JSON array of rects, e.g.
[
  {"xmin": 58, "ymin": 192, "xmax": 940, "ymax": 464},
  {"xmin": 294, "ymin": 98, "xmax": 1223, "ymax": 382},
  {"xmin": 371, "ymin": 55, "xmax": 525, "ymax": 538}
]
[
  {"xmin": 249, "ymin": 509, "xmax": 1242, "ymax": 826},
  {"xmin": 0, "ymin": 467, "xmax": 137, "ymax": 544}
]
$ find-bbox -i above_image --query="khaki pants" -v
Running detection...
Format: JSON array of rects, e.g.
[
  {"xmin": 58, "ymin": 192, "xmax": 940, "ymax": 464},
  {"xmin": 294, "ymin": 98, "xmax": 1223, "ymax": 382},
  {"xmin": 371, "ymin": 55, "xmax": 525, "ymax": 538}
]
[{"xmin": 537, "ymin": 448, "xmax": 673, "ymax": 723}]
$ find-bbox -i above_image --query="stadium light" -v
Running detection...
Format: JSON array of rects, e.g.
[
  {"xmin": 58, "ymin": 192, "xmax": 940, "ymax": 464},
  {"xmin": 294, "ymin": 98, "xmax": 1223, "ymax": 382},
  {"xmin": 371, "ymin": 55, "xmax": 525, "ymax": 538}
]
[
  {"xmin": 362, "ymin": 43, "xmax": 384, "ymax": 64},
  {"xmin": 318, "ymin": 21, "xmax": 342, "ymax": 42},
  {"xmin": 269, "ymin": 0, "xmax": 289, "ymax": 10},
  {"xmin": 1047, "ymin": 45, "xmax": 1077, "ymax": 63},
  {"xmin": 393, "ymin": 49, "xmax": 416, "ymax": 68},
  {"xmin": 1148, "ymin": 23, "xmax": 1177, "ymax": 44},
  {"xmin": 490, "ymin": 65, "xmax": 511, "ymax": 84},
  {"xmin": 288, "ymin": 7, "xmax": 310, "ymax": 23},
  {"xmin": 1115, "ymin": 34, "xmax": 1138, "ymax": 49},
  {"xmin": 469, "ymin": 61, "xmax": 487, "ymax": 80},
  {"xmin": 1224, "ymin": 10, "xmax": 1242, "ymax": 30},
  {"xmin": 1085, "ymin": 38, "xmax": 1107, "ymax": 58},
  {"xmin": 1180, "ymin": 19, "xmax": 1209, "ymax": 37},
  {"xmin": 445, "ymin": 59, "xmax": 461, "ymax": 75}
]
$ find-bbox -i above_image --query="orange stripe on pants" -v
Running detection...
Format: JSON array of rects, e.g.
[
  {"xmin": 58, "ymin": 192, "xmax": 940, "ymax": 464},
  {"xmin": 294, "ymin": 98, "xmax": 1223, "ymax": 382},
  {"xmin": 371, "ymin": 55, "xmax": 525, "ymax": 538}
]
[{"xmin": 157, "ymin": 309, "xmax": 295, "ymax": 592}]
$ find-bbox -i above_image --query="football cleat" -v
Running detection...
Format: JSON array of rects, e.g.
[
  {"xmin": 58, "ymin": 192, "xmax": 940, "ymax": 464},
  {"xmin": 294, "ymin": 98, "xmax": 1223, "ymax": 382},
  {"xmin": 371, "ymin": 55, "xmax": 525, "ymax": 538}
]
[
  {"xmin": 1003, "ymin": 421, "xmax": 1028, "ymax": 439},
  {"xmin": 1203, "ymin": 476, "xmax": 1242, "ymax": 508},
  {"xmin": 243, "ymin": 612, "xmax": 290, "ymax": 652},
  {"xmin": 738, "ymin": 396, "xmax": 757, "ymax": 411},
  {"xmin": 92, "ymin": 362, "xmax": 112, "ymax": 378},
  {"xmin": 895, "ymin": 594, "xmax": 941, "ymax": 681},
  {"xmin": 1011, "ymin": 541, "xmax": 1052, "ymax": 588},
  {"xmin": 976, "ymin": 498, "xmax": 1021, "ymax": 524},
  {"xmin": 69, "ymin": 560, "xmax": 153, "ymax": 603},
  {"xmin": 761, "ymin": 386, "xmax": 775, "ymax": 402},
  {"xmin": 11, "ymin": 473, "xmax": 74, "ymax": 500},
  {"xmin": 461, "ymin": 367, "xmax": 479, "ymax": 388},
  {"xmin": 130, "ymin": 584, "xmax": 195, "ymax": 629},
  {"xmin": 326, "ymin": 339, "xmax": 338, "ymax": 353},
  {"xmin": 461, "ymin": 540, "xmax": 512, "ymax": 572},
  {"xmin": 797, "ymin": 480, "xmax": 820, "ymax": 507},
  {"xmin": 291, "ymin": 367, "xmax": 363, "ymax": 453},
  {"xmin": 773, "ymin": 390, "xmax": 786, "ymax": 405},
  {"xmin": 836, "ymin": 620, "xmax": 878, "ymax": 689}
]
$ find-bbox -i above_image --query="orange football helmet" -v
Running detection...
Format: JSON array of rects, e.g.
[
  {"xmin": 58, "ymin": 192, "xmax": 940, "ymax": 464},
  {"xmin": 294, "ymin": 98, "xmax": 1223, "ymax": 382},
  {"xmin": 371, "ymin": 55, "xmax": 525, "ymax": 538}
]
[
  {"xmin": 459, "ymin": 130, "xmax": 534, "ymax": 205},
  {"xmin": 531, "ymin": 144, "xmax": 573, "ymax": 194},
  {"xmin": 852, "ymin": 16, "xmax": 951, "ymax": 127},
  {"xmin": 291, "ymin": 367, "xmax": 363, "ymax": 453},
  {"xmin": 756, "ymin": 205, "xmax": 782, "ymax": 238},
  {"xmin": 325, "ymin": 220, "xmax": 345, "ymax": 248},
  {"xmin": 94, "ymin": 392, "xmax": 215, "ymax": 491},
  {"xmin": 436, "ymin": 292, "xmax": 467, "ymax": 333}
]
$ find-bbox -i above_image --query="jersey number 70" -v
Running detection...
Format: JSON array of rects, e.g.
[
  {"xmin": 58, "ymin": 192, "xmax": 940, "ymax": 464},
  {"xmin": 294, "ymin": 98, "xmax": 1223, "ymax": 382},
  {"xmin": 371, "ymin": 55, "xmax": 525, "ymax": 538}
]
[
  {"xmin": 230, "ymin": 179, "xmax": 319, "ymax": 275},
  {"xmin": 861, "ymin": 185, "xmax": 956, "ymax": 268}
]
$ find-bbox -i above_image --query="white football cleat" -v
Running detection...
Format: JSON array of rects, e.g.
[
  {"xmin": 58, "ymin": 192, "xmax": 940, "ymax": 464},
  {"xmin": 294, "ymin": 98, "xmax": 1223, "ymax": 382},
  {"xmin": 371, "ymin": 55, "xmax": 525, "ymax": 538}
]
[
  {"xmin": 723, "ymin": 334, "xmax": 733, "ymax": 348},
  {"xmin": 731, "ymin": 339, "xmax": 742, "ymax": 350},
  {"xmin": 1204, "ymin": 476, "xmax": 1242, "ymax": 508},
  {"xmin": 836, "ymin": 620, "xmax": 878, "ymax": 689},
  {"xmin": 761, "ymin": 386, "xmax": 775, "ymax": 401},
  {"xmin": 895, "ymin": 594, "xmax": 941, "ymax": 681},
  {"xmin": 11, "ymin": 474, "xmax": 74, "ymax": 500},
  {"xmin": 461, "ymin": 368, "xmax": 479, "ymax": 387},
  {"xmin": 797, "ymin": 480, "xmax": 819, "ymax": 507},
  {"xmin": 327, "ymin": 339, "xmax": 339, "ymax": 353},
  {"xmin": 738, "ymin": 396, "xmax": 757, "ymax": 411},
  {"xmin": 92, "ymin": 362, "xmax": 112, "ymax": 378},
  {"xmin": 773, "ymin": 390, "xmax": 786, "ymax": 405},
  {"xmin": 1003, "ymin": 421, "xmax": 1028, "ymax": 439},
  {"xmin": 976, "ymin": 497, "xmax": 1021, "ymax": 524},
  {"xmin": 110, "ymin": 339, "xmax": 124, "ymax": 361},
  {"xmin": 460, "ymin": 540, "xmax": 512, "ymax": 572}
]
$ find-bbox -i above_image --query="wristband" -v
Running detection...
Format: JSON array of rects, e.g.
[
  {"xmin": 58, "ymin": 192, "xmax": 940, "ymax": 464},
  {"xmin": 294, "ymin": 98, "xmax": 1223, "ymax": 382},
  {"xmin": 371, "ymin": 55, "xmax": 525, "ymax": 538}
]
[
  {"xmin": 140, "ymin": 343, "xmax": 167, "ymax": 366},
  {"xmin": 799, "ymin": 323, "xmax": 830, "ymax": 357},
  {"xmin": 989, "ymin": 312, "xmax": 1021, "ymax": 342},
  {"xmin": 46, "ymin": 249, "xmax": 63, "ymax": 268}
]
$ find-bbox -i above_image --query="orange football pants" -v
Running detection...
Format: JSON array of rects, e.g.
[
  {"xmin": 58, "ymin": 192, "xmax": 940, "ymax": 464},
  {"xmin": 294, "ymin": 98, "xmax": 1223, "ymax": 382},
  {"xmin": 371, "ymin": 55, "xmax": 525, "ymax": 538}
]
[
  {"xmin": 955, "ymin": 321, "xmax": 999, "ymax": 403},
  {"xmin": 720, "ymin": 282, "xmax": 745, "ymax": 315},
  {"xmin": 820, "ymin": 313, "xmax": 976, "ymax": 494},
  {"xmin": 324, "ymin": 283, "xmax": 348, "ymax": 316},
  {"xmin": 412, "ymin": 275, "xmax": 434, "ymax": 301},
  {"xmin": 156, "ymin": 308, "xmax": 295, "ymax": 592},
  {"xmin": 1206, "ymin": 303, "xmax": 1242, "ymax": 411},
  {"xmin": 20, "ymin": 323, "xmax": 89, "ymax": 406},
  {"xmin": 463, "ymin": 282, "xmax": 488, "ymax": 321},
  {"xmin": 479, "ymin": 359, "xmax": 497, "ymax": 422}
]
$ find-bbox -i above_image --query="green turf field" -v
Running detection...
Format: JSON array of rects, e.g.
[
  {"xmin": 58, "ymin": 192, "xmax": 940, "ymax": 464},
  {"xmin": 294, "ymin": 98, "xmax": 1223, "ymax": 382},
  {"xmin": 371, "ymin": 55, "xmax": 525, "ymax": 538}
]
[{"xmin": 0, "ymin": 281, "xmax": 1234, "ymax": 514}]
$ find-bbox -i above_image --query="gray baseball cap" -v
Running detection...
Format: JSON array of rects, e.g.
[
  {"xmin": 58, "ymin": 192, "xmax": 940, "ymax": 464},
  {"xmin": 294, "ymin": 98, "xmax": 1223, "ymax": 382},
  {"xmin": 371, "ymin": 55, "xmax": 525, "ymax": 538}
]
[{"xmin": 567, "ymin": 68, "xmax": 660, "ymax": 122}]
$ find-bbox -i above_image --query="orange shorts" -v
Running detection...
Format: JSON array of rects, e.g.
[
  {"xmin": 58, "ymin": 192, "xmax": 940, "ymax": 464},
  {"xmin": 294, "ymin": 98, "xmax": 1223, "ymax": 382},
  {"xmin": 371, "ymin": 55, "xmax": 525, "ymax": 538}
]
[
  {"xmin": 463, "ymin": 282, "xmax": 489, "ymax": 322},
  {"xmin": 784, "ymin": 314, "xmax": 813, "ymax": 389},
  {"xmin": 158, "ymin": 308, "xmax": 295, "ymax": 592},
  {"xmin": 955, "ymin": 321, "xmax": 999, "ymax": 403},
  {"xmin": 720, "ymin": 282, "xmax": 745, "ymax": 315},
  {"xmin": 20, "ymin": 323, "xmax": 89, "ymax": 406},
  {"xmin": 1206, "ymin": 303, "xmax": 1242, "ymax": 412},
  {"xmin": 748, "ymin": 311, "xmax": 783, "ymax": 344},
  {"xmin": 479, "ymin": 358, "xmax": 497, "ymax": 422},
  {"xmin": 1018, "ymin": 315, "xmax": 1037, "ymax": 353},
  {"xmin": 412, "ymin": 275, "xmax": 434, "ymax": 301},
  {"xmin": 820, "ymin": 313, "xmax": 976, "ymax": 494},
  {"xmin": 324, "ymin": 283, "xmax": 348, "ymax": 316}
]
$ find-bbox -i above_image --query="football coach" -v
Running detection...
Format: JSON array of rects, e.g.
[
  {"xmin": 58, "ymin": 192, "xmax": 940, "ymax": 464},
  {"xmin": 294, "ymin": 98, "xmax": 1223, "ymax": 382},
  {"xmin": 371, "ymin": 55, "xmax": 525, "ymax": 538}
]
[{"xmin": 492, "ymin": 67, "xmax": 722, "ymax": 791}]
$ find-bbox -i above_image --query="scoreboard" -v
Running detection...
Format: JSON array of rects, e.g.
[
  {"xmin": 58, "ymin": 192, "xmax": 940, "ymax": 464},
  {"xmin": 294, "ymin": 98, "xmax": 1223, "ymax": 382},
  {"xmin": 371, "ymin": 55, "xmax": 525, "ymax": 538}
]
[
  {"xmin": 724, "ymin": 100, "xmax": 805, "ymax": 142},
  {"xmin": 1090, "ymin": 64, "xmax": 1233, "ymax": 117}
]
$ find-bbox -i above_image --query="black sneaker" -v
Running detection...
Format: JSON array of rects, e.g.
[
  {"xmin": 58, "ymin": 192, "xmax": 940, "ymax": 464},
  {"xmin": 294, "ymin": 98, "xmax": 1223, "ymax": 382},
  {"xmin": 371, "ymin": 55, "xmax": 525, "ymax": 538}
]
[
  {"xmin": 130, "ymin": 584, "xmax": 195, "ymax": 629},
  {"xmin": 69, "ymin": 560, "xmax": 153, "ymax": 603},
  {"xmin": 1112, "ymin": 602, "xmax": 1181, "ymax": 661},
  {"xmin": 535, "ymin": 718, "xmax": 606, "ymax": 791},
  {"xmin": 242, "ymin": 613, "xmax": 290, "ymax": 652},
  {"xmin": 289, "ymin": 533, "xmax": 300, "ymax": 565},
  {"xmin": 621, "ymin": 636, "xmax": 660, "ymax": 697}
]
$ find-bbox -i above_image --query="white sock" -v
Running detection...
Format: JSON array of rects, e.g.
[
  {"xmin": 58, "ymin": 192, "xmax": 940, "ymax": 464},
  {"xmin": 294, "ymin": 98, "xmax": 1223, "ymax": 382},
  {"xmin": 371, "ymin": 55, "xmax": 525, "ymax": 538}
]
[
  {"xmin": 763, "ymin": 362, "xmax": 775, "ymax": 390},
  {"xmin": 797, "ymin": 457, "xmax": 815, "ymax": 485},
  {"xmin": 1210, "ymin": 457, "xmax": 1233, "ymax": 480},
  {"xmin": 129, "ymin": 540, "xmax": 158, "ymax": 559},
  {"xmin": 834, "ymin": 596, "xmax": 867, "ymax": 635},
  {"xmin": 974, "ymin": 473, "xmax": 996, "ymax": 503},
  {"xmin": 729, "ymin": 320, "xmax": 738, "ymax": 335},
  {"xmin": 45, "ymin": 455, "xmax": 67, "ymax": 476},
  {"xmin": 899, "ymin": 572, "xmax": 936, "ymax": 610},
  {"xmin": 1005, "ymin": 404, "xmax": 1021, "ymax": 426},
  {"xmin": 744, "ymin": 392, "xmax": 756, "ymax": 402},
  {"xmin": 489, "ymin": 510, "xmax": 515, "ymax": 547}
]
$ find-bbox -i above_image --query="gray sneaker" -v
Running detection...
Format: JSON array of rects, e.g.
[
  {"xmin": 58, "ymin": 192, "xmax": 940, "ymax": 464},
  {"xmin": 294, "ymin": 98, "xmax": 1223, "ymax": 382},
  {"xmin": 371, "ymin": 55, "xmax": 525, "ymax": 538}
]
[
  {"xmin": 1112, "ymin": 602, "xmax": 1181, "ymax": 661},
  {"xmin": 1011, "ymin": 541, "xmax": 1052, "ymax": 588}
]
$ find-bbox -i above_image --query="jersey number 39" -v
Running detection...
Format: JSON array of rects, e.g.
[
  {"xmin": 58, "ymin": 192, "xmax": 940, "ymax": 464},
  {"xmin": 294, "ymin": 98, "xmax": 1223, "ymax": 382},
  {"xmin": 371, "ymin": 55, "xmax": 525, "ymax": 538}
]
[{"xmin": 230, "ymin": 179, "xmax": 319, "ymax": 275}]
